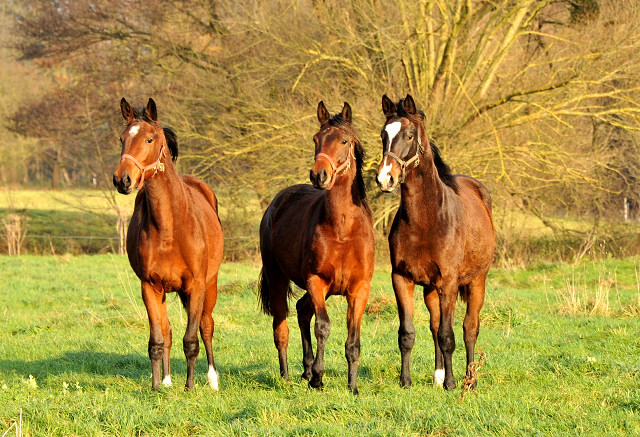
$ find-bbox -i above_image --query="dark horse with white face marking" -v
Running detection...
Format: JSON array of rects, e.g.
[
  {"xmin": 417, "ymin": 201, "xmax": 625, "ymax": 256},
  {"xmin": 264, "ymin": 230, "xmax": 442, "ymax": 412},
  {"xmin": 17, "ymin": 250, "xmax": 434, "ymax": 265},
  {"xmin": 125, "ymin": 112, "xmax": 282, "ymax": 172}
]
[
  {"xmin": 376, "ymin": 94, "xmax": 494, "ymax": 390},
  {"xmin": 113, "ymin": 98, "xmax": 223, "ymax": 391},
  {"xmin": 259, "ymin": 101, "xmax": 375, "ymax": 394}
]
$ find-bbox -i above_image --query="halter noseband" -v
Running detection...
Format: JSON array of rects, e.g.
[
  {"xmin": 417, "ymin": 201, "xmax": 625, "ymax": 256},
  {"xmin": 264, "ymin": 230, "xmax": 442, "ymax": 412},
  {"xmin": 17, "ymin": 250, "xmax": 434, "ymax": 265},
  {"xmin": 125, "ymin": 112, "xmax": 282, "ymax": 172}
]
[
  {"xmin": 383, "ymin": 138, "xmax": 424, "ymax": 183},
  {"xmin": 120, "ymin": 143, "xmax": 166, "ymax": 189},
  {"xmin": 315, "ymin": 144, "xmax": 354, "ymax": 190}
]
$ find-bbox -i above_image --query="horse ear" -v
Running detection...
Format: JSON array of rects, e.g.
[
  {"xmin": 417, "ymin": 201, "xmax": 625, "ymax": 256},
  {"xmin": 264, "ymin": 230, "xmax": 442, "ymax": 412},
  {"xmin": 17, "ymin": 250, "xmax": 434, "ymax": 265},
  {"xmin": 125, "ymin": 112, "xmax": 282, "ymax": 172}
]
[
  {"xmin": 341, "ymin": 102, "xmax": 352, "ymax": 123},
  {"xmin": 317, "ymin": 101, "xmax": 330, "ymax": 125},
  {"xmin": 120, "ymin": 97, "xmax": 134, "ymax": 122},
  {"xmin": 403, "ymin": 94, "xmax": 417, "ymax": 115},
  {"xmin": 145, "ymin": 98, "xmax": 158, "ymax": 121},
  {"xmin": 382, "ymin": 95, "xmax": 395, "ymax": 118}
]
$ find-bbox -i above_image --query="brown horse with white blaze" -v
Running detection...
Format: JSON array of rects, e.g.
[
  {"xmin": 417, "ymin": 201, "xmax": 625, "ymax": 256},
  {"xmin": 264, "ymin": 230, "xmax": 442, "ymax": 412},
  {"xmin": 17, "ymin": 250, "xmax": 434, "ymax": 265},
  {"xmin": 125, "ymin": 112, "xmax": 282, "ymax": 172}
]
[
  {"xmin": 113, "ymin": 97, "xmax": 224, "ymax": 391},
  {"xmin": 258, "ymin": 101, "xmax": 375, "ymax": 394},
  {"xmin": 377, "ymin": 94, "xmax": 494, "ymax": 390}
]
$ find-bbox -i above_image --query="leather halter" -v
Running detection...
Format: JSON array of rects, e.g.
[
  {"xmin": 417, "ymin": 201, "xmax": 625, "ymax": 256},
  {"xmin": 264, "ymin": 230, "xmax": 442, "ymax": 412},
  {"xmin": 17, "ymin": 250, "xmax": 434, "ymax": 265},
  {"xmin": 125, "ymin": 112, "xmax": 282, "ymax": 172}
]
[
  {"xmin": 120, "ymin": 143, "xmax": 166, "ymax": 189},
  {"xmin": 383, "ymin": 139, "xmax": 424, "ymax": 183},
  {"xmin": 315, "ymin": 144, "xmax": 354, "ymax": 190}
]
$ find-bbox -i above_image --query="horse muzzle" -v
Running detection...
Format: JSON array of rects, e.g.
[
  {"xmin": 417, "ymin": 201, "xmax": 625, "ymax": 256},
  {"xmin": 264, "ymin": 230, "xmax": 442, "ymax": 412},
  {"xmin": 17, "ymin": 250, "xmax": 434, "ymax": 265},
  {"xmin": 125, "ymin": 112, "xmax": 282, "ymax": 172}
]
[
  {"xmin": 113, "ymin": 172, "xmax": 134, "ymax": 195},
  {"xmin": 310, "ymin": 168, "xmax": 331, "ymax": 190},
  {"xmin": 376, "ymin": 168, "xmax": 398, "ymax": 192}
]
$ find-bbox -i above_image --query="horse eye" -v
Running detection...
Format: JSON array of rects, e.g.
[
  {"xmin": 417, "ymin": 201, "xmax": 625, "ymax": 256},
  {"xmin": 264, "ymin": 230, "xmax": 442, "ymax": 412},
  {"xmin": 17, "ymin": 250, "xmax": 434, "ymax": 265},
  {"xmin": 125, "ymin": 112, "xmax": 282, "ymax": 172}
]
[
  {"xmin": 341, "ymin": 139, "xmax": 348, "ymax": 145},
  {"xmin": 407, "ymin": 134, "xmax": 414, "ymax": 140},
  {"xmin": 145, "ymin": 137, "xmax": 153, "ymax": 144}
]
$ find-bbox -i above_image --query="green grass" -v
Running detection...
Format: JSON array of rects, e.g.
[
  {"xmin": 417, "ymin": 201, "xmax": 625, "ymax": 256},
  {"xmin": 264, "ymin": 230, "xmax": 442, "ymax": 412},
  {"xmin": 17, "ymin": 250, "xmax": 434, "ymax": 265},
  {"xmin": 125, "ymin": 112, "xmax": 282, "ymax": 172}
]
[{"xmin": 1, "ymin": 255, "xmax": 639, "ymax": 435}]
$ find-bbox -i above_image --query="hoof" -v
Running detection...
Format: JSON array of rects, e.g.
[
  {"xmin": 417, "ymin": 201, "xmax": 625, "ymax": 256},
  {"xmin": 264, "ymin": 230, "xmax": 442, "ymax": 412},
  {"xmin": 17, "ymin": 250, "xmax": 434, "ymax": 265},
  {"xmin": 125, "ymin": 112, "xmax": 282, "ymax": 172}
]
[
  {"xmin": 301, "ymin": 370, "xmax": 312, "ymax": 381},
  {"xmin": 399, "ymin": 376, "xmax": 412, "ymax": 387},
  {"xmin": 443, "ymin": 379, "xmax": 456, "ymax": 391},
  {"xmin": 308, "ymin": 377, "xmax": 324, "ymax": 391}
]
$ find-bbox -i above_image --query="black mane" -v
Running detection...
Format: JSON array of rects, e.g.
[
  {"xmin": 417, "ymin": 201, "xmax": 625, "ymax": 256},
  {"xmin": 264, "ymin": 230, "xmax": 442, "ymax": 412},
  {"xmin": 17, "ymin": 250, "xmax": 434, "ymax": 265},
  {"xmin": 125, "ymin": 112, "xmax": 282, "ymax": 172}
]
[
  {"xmin": 395, "ymin": 98, "xmax": 459, "ymax": 193},
  {"xmin": 429, "ymin": 139, "xmax": 458, "ymax": 193},
  {"xmin": 132, "ymin": 107, "xmax": 179, "ymax": 163},
  {"xmin": 327, "ymin": 113, "xmax": 370, "ymax": 212}
]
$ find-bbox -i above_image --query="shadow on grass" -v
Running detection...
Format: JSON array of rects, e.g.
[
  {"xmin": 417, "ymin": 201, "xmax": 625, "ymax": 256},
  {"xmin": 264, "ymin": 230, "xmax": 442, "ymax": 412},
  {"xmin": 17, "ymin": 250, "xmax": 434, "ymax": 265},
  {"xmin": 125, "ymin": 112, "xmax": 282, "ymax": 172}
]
[{"xmin": 0, "ymin": 350, "xmax": 373, "ymax": 392}]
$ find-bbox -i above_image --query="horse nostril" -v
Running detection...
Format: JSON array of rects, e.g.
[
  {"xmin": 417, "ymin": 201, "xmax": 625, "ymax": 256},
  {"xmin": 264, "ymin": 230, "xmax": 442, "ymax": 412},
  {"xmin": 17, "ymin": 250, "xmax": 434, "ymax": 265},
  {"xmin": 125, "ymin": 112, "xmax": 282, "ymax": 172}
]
[
  {"xmin": 389, "ymin": 175, "xmax": 395, "ymax": 187},
  {"xmin": 319, "ymin": 170, "xmax": 328, "ymax": 184},
  {"xmin": 123, "ymin": 174, "xmax": 131, "ymax": 189},
  {"xmin": 309, "ymin": 170, "xmax": 315, "ymax": 184},
  {"xmin": 113, "ymin": 174, "xmax": 119, "ymax": 188}
]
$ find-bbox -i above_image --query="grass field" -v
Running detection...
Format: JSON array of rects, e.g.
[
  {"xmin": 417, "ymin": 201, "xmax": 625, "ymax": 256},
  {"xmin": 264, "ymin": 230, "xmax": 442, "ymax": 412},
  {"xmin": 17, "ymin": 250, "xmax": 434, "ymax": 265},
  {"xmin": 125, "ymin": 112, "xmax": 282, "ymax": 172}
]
[{"xmin": 1, "ymin": 255, "xmax": 639, "ymax": 435}]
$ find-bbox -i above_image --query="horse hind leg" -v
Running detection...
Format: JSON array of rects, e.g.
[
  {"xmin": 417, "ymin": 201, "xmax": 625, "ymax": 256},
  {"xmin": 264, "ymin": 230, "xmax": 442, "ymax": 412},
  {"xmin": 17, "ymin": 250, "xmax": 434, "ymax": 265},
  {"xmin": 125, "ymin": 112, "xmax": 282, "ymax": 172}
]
[
  {"xmin": 296, "ymin": 292, "xmax": 314, "ymax": 381},
  {"xmin": 183, "ymin": 283, "xmax": 205, "ymax": 391},
  {"xmin": 260, "ymin": 264, "xmax": 291, "ymax": 380},
  {"xmin": 200, "ymin": 274, "xmax": 219, "ymax": 390},
  {"xmin": 424, "ymin": 287, "xmax": 444, "ymax": 387},
  {"xmin": 306, "ymin": 275, "xmax": 331, "ymax": 391},
  {"xmin": 463, "ymin": 276, "xmax": 486, "ymax": 389}
]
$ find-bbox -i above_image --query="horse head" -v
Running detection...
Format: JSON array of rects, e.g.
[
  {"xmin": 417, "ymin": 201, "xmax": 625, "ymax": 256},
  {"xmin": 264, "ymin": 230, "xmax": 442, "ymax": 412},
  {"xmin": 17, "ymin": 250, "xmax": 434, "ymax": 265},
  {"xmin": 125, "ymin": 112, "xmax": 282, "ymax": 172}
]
[
  {"xmin": 113, "ymin": 97, "xmax": 177, "ymax": 194},
  {"xmin": 310, "ymin": 101, "xmax": 357, "ymax": 190},
  {"xmin": 376, "ymin": 94, "xmax": 426, "ymax": 192}
]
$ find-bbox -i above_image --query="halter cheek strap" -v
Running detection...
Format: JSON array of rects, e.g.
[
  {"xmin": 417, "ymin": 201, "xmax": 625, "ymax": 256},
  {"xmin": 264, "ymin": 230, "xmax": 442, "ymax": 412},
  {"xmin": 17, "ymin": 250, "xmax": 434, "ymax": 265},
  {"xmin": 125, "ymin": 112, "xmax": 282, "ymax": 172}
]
[
  {"xmin": 383, "ymin": 139, "xmax": 424, "ymax": 183},
  {"xmin": 315, "ymin": 145, "xmax": 354, "ymax": 190},
  {"xmin": 120, "ymin": 143, "xmax": 166, "ymax": 189}
]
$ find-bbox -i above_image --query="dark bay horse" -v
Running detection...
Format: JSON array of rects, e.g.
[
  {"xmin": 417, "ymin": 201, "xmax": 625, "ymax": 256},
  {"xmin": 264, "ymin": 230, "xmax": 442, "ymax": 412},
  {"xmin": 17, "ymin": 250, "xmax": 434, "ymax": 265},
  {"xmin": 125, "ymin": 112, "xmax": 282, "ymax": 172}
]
[
  {"xmin": 259, "ymin": 101, "xmax": 375, "ymax": 394},
  {"xmin": 376, "ymin": 94, "xmax": 494, "ymax": 390},
  {"xmin": 113, "ymin": 98, "xmax": 224, "ymax": 391}
]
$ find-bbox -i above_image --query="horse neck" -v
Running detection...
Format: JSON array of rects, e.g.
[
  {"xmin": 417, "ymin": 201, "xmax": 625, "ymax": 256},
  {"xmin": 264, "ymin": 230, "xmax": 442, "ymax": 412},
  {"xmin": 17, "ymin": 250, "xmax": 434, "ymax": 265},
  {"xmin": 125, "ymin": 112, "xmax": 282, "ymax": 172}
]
[
  {"xmin": 323, "ymin": 167, "xmax": 366, "ymax": 231},
  {"xmin": 142, "ymin": 155, "xmax": 185, "ymax": 231},
  {"xmin": 400, "ymin": 153, "xmax": 448, "ymax": 226}
]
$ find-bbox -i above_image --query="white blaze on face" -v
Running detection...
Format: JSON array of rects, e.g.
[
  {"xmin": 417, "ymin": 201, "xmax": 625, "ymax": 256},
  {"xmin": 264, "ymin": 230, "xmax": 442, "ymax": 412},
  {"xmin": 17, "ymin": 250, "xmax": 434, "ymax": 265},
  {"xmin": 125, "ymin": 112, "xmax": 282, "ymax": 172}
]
[
  {"xmin": 384, "ymin": 121, "xmax": 402, "ymax": 152},
  {"xmin": 378, "ymin": 121, "xmax": 402, "ymax": 188},
  {"xmin": 161, "ymin": 375, "xmax": 172, "ymax": 387},
  {"xmin": 128, "ymin": 124, "xmax": 140, "ymax": 137},
  {"xmin": 207, "ymin": 365, "xmax": 219, "ymax": 390},
  {"xmin": 433, "ymin": 368, "xmax": 445, "ymax": 386}
]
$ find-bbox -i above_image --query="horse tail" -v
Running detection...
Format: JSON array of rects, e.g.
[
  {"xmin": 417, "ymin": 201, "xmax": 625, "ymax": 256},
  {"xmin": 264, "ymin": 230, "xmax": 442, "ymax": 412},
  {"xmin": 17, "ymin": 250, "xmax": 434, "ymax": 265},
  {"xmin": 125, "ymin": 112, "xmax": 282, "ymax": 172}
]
[{"xmin": 258, "ymin": 267, "xmax": 272, "ymax": 315}]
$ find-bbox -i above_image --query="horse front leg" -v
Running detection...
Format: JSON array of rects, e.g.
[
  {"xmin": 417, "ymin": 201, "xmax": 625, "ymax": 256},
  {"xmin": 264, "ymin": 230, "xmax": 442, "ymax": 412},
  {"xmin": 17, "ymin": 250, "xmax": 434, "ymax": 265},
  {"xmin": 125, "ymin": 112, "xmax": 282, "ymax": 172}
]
[
  {"xmin": 345, "ymin": 281, "xmax": 370, "ymax": 395},
  {"xmin": 306, "ymin": 275, "xmax": 330, "ymax": 390},
  {"xmin": 392, "ymin": 272, "xmax": 416, "ymax": 387},
  {"xmin": 296, "ymin": 293, "xmax": 315, "ymax": 381},
  {"xmin": 424, "ymin": 287, "xmax": 444, "ymax": 387},
  {"xmin": 141, "ymin": 281, "xmax": 167, "ymax": 391},
  {"xmin": 184, "ymin": 282, "xmax": 205, "ymax": 391},
  {"xmin": 437, "ymin": 281, "xmax": 459, "ymax": 390}
]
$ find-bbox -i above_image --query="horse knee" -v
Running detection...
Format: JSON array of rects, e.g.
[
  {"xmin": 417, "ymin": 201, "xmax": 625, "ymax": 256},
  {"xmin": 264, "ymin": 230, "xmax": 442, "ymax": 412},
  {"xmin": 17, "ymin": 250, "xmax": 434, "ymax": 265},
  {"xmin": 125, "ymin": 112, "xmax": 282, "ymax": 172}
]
[
  {"xmin": 438, "ymin": 329, "xmax": 456, "ymax": 355},
  {"xmin": 345, "ymin": 339, "xmax": 360, "ymax": 364},
  {"xmin": 148, "ymin": 341, "xmax": 164, "ymax": 361},
  {"xmin": 398, "ymin": 327, "xmax": 415, "ymax": 353},
  {"xmin": 183, "ymin": 339, "xmax": 199, "ymax": 360},
  {"xmin": 315, "ymin": 318, "xmax": 330, "ymax": 342}
]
